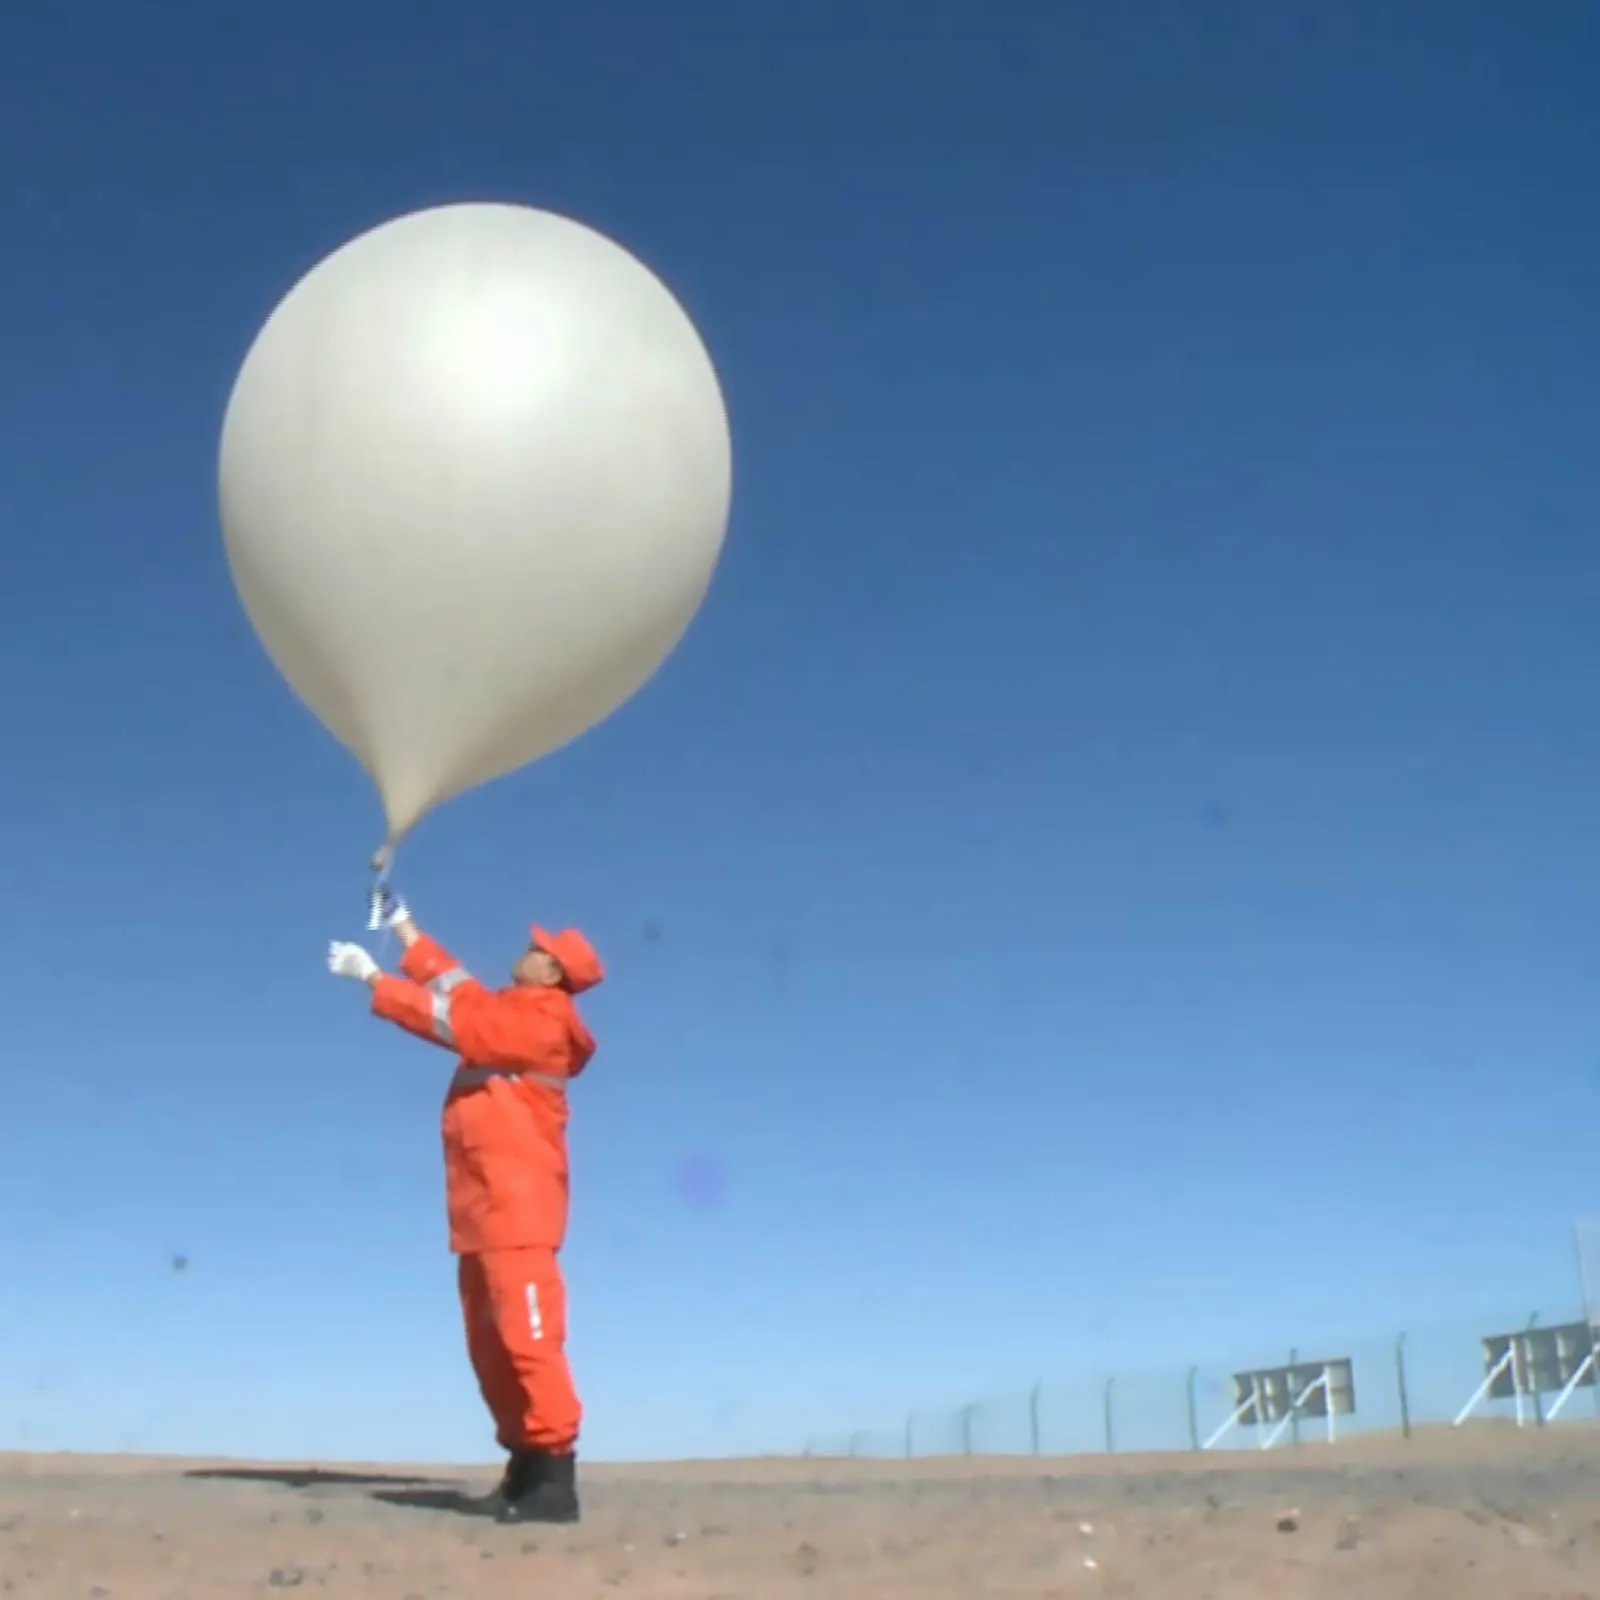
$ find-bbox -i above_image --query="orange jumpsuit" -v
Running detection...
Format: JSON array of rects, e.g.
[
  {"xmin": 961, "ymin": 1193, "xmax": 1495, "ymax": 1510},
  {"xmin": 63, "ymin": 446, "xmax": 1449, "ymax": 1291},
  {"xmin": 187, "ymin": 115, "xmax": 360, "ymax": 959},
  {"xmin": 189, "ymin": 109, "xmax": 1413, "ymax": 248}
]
[{"xmin": 369, "ymin": 928, "xmax": 601, "ymax": 1455}]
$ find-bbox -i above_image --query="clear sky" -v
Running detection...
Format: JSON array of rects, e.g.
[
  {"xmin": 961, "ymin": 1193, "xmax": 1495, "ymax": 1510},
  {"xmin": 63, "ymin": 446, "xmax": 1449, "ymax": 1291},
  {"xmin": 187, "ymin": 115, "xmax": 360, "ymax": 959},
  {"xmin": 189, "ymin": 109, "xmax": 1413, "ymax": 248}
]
[{"xmin": 2, "ymin": 1, "xmax": 1598, "ymax": 1465}]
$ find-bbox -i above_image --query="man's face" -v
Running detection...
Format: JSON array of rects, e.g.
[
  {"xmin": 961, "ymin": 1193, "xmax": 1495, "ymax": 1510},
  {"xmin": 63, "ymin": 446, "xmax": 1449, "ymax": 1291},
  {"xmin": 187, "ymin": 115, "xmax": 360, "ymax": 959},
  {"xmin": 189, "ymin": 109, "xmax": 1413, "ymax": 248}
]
[{"xmin": 511, "ymin": 941, "xmax": 565, "ymax": 988}]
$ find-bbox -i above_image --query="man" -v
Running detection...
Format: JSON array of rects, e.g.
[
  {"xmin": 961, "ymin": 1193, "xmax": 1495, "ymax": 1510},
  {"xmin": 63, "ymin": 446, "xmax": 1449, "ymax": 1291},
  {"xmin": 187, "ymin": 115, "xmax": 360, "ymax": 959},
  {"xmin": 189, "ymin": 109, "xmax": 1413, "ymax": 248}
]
[{"xmin": 327, "ymin": 896, "xmax": 604, "ymax": 1524}]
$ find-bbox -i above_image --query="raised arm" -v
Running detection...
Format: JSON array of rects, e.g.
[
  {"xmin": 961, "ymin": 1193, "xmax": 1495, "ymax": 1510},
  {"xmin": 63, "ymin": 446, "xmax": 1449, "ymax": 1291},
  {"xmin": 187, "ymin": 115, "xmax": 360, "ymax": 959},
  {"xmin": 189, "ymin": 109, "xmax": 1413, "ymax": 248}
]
[
  {"xmin": 366, "ymin": 911, "xmax": 575, "ymax": 1070},
  {"xmin": 330, "ymin": 895, "xmax": 484, "ymax": 1053},
  {"xmin": 372, "ymin": 960, "xmax": 576, "ymax": 1071},
  {"xmin": 367, "ymin": 920, "xmax": 488, "ymax": 1053},
  {"xmin": 329, "ymin": 898, "xmax": 583, "ymax": 1072}
]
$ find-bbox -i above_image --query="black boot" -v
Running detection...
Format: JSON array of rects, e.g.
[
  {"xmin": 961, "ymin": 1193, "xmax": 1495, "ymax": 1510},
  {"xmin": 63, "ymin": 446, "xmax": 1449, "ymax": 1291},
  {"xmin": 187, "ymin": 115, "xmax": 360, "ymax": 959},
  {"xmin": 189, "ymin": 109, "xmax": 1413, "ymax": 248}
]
[
  {"xmin": 473, "ymin": 1448, "xmax": 537, "ymax": 1512},
  {"xmin": 495, "ymin": 1450, "xmax": 579, "ymax": 1524}
]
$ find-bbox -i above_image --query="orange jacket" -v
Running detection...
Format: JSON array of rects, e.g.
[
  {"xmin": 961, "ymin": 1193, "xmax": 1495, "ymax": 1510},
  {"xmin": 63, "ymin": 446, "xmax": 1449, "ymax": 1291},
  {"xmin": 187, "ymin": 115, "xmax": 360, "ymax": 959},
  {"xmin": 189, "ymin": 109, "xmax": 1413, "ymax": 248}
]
[{"xmin": 370, "ymin": 932, "xmax": 597, "ymax": 1254}]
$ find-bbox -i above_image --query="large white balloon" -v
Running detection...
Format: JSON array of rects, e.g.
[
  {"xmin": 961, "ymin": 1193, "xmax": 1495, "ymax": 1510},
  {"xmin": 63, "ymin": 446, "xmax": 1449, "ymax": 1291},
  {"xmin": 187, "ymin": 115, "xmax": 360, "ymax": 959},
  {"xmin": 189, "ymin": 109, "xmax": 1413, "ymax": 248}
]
[{"xmin": 218, "ymin": 201, "xmax": 732, "ymax": 847}]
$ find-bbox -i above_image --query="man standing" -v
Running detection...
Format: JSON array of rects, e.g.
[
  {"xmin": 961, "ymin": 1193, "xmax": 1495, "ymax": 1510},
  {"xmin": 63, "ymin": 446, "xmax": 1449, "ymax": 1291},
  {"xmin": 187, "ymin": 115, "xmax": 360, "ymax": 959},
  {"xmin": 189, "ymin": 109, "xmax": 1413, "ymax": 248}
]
[{"xmin": 327, "ymin": 896, "xmax": 605, "ymax": 1525}]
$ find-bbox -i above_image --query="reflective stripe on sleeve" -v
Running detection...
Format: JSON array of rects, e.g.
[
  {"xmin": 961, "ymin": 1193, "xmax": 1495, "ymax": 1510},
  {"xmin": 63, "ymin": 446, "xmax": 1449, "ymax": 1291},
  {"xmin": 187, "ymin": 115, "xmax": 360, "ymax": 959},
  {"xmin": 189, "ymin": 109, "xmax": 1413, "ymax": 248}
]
[{"xmin": 429, "ymin": 993, "xmax": 456, "ymax": 1047}]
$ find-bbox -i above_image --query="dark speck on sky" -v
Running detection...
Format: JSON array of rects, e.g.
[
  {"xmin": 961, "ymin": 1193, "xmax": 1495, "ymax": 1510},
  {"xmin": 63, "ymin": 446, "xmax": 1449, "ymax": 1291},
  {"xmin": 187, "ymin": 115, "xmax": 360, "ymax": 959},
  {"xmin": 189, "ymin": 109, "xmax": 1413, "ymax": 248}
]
[
  {"xmin": 674, "ymin": 1154, "xmax": 727, "ymax": 1210},
  {"xmin": 766, "ymin": 942, "xmax": 790, "ymax": 992}
]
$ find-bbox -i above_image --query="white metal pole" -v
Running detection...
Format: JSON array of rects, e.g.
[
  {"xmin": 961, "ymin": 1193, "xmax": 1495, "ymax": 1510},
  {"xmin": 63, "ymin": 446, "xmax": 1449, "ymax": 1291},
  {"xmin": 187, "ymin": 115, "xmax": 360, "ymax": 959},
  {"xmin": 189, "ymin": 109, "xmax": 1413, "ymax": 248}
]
[
  {"xmin": 1202, "ymin": 1392, "xmax": 1250, "ymax": 1451},
  {"xmin": 1453, "ymin": 1349, "xmax": 1512, "ymax": 1427},
  {"xmin": 1548, "ymin": 1348, "xmax": 1597, "ymax": 1423}
]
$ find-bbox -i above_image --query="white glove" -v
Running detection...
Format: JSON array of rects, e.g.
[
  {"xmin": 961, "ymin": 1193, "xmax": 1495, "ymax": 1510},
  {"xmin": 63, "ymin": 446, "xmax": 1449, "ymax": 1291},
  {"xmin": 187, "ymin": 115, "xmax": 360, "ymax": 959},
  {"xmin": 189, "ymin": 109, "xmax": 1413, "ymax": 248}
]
[{"xmin": 328, "ymin": 941, "xmax": 380, "ymax": 983}]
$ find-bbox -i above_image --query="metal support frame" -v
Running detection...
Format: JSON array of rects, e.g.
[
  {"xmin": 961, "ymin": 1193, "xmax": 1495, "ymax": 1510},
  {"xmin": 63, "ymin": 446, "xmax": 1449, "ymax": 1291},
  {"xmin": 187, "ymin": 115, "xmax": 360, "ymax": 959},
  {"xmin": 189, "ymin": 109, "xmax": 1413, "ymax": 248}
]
[
  {"xmin": 1547, "ymin": 1340, "xmax": 1600, "ymax": 1423},
  {"xmin": 1453, "ymin": 1316, "xmax": 1600, "ymax": 1430},
  {"xmin": 1453, "ymin": 1343, "xmax": 1529, "ymax": 1428},
  {"xmin": 1203, "ymin": 1364, "xmax": 1341, "ymax": 1451}
]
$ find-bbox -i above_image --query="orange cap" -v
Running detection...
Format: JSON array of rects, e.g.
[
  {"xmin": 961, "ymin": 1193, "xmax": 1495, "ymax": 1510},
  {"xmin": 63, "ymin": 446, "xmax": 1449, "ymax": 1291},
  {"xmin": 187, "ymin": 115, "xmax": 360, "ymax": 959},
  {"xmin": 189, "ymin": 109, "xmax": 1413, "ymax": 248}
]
[{"xmin": 531, "ymin": 926, "xmax": 605, "ymax": 994}]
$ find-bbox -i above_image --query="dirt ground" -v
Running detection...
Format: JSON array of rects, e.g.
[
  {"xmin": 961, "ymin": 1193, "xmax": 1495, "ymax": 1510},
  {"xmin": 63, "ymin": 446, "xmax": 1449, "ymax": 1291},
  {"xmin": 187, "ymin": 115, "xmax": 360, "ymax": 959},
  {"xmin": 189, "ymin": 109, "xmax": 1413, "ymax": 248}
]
[{"xmin": 2, "ymin": 1424, "xmax": 1597, "ymax": 1598}]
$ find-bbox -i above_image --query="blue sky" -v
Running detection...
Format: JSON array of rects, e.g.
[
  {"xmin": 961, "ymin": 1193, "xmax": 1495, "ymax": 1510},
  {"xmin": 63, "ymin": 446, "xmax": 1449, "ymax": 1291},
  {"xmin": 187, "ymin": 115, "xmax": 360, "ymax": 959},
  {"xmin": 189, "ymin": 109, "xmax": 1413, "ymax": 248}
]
[{"xmin": 2, "ymin": 0, "xmax": 1599, "ymax": 1464}]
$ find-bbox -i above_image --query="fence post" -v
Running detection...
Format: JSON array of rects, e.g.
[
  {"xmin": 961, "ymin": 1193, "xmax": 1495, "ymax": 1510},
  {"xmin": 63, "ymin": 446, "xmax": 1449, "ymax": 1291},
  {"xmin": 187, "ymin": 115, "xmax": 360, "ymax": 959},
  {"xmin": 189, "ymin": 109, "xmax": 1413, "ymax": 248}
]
[
  {"xmin": 905, "ymin": 1413, "xmax": 914, "ymax": 1460},
  {"xmin": 1590, "ymin": 1324, "xmax": 1600, "ymax": 1421},
  {"xmin": 1102, "ymin": 1376, "xmax": 1116, "ymax": 1454},
  {"xmin": 1288, "ymin": 1346, "xmax": 1301, "ymax": 1447},
  {"xmin": 961, "ymin": 1402, "xmax": 976, "ymax": 1456},
  {"xmin": 1185, "ymin": 1365, "xmax": 1200, "ymax": 1450},
  {"xmin": 1394, "ymin": 1332, "xmax": 1411, "ymax": 1440},
  {"xmin": 1029, "ymin": 1381, "xmax": 1043, "ymax": 1456},
  {"xmin": 1527, "ymin": 1312, "xmax": 1546, "ymax": 1428}
]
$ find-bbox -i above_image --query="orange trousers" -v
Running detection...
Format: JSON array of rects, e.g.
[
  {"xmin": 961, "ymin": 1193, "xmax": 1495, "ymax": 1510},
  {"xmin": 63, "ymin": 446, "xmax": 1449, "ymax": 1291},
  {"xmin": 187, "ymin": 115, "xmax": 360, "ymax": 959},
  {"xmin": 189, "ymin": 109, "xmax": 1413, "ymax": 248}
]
[{"xmin": 456, "ymin": 1247, "xmax": 581, "ymax": 1454}]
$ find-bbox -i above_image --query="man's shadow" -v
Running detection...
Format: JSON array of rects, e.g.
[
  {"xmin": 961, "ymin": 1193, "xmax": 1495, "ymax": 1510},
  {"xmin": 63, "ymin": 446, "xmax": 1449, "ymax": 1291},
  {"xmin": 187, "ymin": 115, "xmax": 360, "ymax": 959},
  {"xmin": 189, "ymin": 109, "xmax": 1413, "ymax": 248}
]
[{"xmin": 184, "ymin": 1465, "xmax": 497, "ymax": 1517}]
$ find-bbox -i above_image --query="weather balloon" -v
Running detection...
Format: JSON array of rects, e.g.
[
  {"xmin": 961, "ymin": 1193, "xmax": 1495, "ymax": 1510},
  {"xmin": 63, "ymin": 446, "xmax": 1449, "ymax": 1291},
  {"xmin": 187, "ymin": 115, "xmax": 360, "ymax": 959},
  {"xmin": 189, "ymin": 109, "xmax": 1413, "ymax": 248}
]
[{"xmin": 217, "ymin": 200, "xmax": 732, "ymax": 864}]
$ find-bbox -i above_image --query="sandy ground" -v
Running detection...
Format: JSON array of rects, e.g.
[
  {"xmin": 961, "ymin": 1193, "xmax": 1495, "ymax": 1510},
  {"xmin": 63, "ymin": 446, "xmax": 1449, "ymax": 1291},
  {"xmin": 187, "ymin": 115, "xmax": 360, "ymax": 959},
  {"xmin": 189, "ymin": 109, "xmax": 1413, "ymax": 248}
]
[{"xmin": 3, "ymin": 1425, "xmax": 1597, "ymax": 1597}]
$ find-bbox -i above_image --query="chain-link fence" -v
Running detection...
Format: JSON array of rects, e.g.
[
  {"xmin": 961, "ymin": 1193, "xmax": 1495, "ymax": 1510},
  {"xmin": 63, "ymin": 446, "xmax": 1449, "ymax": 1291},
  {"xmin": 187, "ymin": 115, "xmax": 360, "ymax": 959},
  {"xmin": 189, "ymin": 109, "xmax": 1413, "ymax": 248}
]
[{"xmin": 802, "ymin": 1297, "xmax": 1600, "ymax": 1460}]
